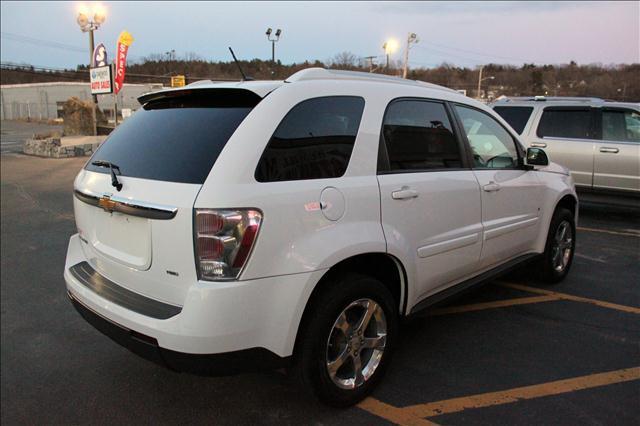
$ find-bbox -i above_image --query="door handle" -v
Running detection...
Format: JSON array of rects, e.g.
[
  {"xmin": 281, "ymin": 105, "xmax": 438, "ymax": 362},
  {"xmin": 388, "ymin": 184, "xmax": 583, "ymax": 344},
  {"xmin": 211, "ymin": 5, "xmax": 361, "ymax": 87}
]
[
  {"xmin": 599, "ymin": 147, "xmax": 619, "ymax": 154},
  {"xmin": 483, "ymin": 182, "xmax": 501, "ymax": 192},
  {"xmin": 531, "ymin": 142, "xmax": 547, "ymax": 148},
  {"xmin": 391, "ymin": 187, "xmax": 419, "ymax": 200}
]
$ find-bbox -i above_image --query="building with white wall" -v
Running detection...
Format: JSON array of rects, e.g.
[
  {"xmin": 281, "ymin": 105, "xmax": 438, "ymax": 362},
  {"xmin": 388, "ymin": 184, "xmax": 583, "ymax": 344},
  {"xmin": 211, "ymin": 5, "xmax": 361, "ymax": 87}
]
[{"xmin": 0, "ymin": 82, "xmax": 164, "ymax": 120}]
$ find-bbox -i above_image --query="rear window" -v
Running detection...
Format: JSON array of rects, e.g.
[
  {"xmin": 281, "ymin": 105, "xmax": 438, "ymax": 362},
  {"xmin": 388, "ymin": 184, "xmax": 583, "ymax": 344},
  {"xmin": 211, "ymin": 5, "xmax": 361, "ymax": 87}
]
[
  {"xmin": 255, "ymin": 96, "xmax": 365, "ymax": 182},
  {"xmin": 536, "ymin": 108, "xmax": 594, "ymax": 139},
  {"xmin": 85, "ymin": 90, "xmax": 260, "ymax": 184},
  {"xmin": 493, "ymin": 106, "xmax": 533, "ymax": 134}
]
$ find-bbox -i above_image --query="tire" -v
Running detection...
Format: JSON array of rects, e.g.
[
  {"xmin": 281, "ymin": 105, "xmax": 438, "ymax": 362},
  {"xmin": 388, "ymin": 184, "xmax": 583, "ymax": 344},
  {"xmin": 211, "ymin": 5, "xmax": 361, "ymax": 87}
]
[
  {"xmin": 538, "ymin": 207, "xmax": 576, "ymax": 284},
  {"xmin": 291, "ymin": 273, "xmax": 398, "ymax": 407}
]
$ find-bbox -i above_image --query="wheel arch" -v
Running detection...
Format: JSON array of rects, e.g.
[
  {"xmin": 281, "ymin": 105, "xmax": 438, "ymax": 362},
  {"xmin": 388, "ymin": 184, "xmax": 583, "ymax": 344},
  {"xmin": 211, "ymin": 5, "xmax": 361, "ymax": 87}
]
[
  {"xmin": 556, "ymin": 193, "xmax": 578, "ymax": 222},
  {"xmin": 534, "ymin": 190, "xmax": 579, "ymax": 253},
  {"xmin": 292, "ymin": 252, "xmax": 408, "ymax": 356}
]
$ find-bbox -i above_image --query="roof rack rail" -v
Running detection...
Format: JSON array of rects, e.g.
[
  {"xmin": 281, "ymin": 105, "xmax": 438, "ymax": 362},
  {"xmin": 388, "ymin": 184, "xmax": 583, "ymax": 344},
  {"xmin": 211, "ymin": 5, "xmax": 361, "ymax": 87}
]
[
  {"xmin": 496, "ymin": 96, "xmax": 606, "ymax": 103},
  {"xmin": 285, "ymin": 67, "xmax": 459, "ymax": 94}
]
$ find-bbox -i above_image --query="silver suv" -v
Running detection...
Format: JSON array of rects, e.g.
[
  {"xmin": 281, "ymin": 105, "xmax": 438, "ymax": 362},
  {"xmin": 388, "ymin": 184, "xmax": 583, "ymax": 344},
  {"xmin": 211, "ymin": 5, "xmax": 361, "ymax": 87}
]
[{"xmin": 491, "ymin": 97, "xmax": 640, "ymax": 197}]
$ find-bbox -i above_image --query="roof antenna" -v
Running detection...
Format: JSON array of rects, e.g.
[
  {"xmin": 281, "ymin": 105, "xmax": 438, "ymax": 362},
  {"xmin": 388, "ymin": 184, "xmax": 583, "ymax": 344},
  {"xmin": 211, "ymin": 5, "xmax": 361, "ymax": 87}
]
[{"xmin": 228, "ymin": 47, "xmax": 253, "ymax": 81}]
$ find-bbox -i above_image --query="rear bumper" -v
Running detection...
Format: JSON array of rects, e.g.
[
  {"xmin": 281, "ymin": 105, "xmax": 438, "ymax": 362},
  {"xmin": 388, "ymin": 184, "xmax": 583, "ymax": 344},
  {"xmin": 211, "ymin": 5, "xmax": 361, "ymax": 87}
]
[
  {"xmin": 64, "ymin": 234, "xmax": 325, "ymax": 363},
  {"xmin": 68, "ymin": 291, "xmax": 289, "ymax": 375}
]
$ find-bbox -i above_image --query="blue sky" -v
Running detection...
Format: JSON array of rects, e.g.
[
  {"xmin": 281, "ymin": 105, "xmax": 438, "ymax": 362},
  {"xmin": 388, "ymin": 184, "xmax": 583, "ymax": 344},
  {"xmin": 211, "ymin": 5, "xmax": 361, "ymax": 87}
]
[{"xmin": 1, "ymin": 1, "xmax": 638, "ymax": 69}]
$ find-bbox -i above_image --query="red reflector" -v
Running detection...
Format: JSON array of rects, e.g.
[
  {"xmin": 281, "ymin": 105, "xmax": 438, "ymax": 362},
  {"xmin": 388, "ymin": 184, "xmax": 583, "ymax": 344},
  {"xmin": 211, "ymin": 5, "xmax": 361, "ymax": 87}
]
[
  {"xmin": 197, "ymin": 236, "xmax": 225, "ymax": 259},
  {"xmin": 232, "ymin": 224, "xmax": 258, "ymax": 268}
]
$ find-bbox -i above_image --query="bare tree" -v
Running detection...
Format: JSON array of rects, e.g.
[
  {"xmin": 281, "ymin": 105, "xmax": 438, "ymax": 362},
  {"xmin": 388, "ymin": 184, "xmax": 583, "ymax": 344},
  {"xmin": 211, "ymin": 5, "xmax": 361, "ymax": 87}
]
[{"xmin": 329, "ymin": 51, "xmax": 360, "ymax": 69}]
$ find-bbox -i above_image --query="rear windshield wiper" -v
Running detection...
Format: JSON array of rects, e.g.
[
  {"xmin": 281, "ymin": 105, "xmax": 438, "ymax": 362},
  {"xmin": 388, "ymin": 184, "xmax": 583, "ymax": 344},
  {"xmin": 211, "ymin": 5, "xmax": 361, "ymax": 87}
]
[{"xmin": 91, "ymin": 160, "xmax": 123, "ymax": 192}]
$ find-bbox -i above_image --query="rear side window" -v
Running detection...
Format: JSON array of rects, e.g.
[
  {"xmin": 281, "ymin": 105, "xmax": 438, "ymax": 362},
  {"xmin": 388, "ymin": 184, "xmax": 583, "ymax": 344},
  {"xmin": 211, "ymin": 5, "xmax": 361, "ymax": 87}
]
[
  {"xmin": 381, "ymin": 100, "xmax": 462, "ymax": 171},
  {"xmin": 493, "ymin": 106, "xmax": 533, "ymax": 134},
  {"xmin": 85, "ymin": 90, "xmax": 259, "ymax": 184},
  {"xmin": 537, "ymin": 108, "xmax": 594, "ymax": 139},
  {"xmin": 602, "ymin": 109, "xmax": 640, "ymax": 142},
  {"xmin": 255, "ymin": 96, "xmax": 365, "ymax": 182}
]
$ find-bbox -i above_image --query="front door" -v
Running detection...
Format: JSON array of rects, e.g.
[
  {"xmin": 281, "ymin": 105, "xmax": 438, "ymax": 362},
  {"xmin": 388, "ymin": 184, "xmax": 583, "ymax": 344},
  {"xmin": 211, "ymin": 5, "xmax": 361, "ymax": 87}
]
[
  {"xmin": 377, "ymin": 99, "xmax": 483, "ymax": 303},
  {"xmin": 453, "ymin": 104, "xmax": 545, "ymax": 269}
]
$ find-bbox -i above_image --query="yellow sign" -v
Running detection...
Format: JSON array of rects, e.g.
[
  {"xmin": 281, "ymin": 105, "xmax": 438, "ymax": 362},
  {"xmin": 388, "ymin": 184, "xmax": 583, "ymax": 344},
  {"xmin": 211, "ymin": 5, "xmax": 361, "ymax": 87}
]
[{"xmin": 171, "ymin": 75, "xmax": 186, "ymax": 87}]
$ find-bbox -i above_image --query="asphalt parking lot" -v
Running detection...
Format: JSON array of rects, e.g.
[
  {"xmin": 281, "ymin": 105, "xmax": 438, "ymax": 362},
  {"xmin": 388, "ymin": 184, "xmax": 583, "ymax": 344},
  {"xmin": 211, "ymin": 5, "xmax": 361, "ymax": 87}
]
[
  {"xmin": 1, "ymin": 139, "xmax": 639, "ymax": 424},
  {"xmin": 0, "ymin": 120, "xmax": 63, "ymax": 154}
]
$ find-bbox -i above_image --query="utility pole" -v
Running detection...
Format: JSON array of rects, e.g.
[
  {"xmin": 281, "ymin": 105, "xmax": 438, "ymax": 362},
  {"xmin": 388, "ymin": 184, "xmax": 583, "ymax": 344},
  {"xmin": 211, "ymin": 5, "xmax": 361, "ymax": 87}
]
[
  {"xmin": 402, "ymin": 33, "xmax": 419, "ymax": 79},
  {"xmin": 477, "ymin": 65, "xmax": 483, "ymax": 99},
  {"xmin": 476, "ymin": 66, "xmax": 495, "ymax": 101},
  {"xmin": 364, "ymin": 56, "xmax": 376, "ymax": 72}
]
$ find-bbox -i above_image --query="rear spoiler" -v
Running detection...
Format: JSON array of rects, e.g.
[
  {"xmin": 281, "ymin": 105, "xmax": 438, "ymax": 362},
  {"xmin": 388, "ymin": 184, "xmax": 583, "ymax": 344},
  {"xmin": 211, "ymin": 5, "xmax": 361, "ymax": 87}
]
[{"xmin": 137, "ymin": 88, "xmax": 262, "ymax": 106}]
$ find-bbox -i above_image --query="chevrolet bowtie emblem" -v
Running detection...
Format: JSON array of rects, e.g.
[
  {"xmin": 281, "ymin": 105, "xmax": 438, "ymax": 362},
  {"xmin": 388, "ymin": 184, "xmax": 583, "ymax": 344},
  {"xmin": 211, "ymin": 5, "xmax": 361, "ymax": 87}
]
[{"xmin": 98, "ymin": 195, "xmax": 117, "ymax": 213}]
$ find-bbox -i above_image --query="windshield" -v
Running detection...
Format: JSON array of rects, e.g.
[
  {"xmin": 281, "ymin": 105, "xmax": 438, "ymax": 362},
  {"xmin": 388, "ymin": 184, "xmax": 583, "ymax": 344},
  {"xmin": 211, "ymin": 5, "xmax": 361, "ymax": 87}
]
[{"xmin": 85, "ymin": 90, "xmax": 260, "ymax": 184}]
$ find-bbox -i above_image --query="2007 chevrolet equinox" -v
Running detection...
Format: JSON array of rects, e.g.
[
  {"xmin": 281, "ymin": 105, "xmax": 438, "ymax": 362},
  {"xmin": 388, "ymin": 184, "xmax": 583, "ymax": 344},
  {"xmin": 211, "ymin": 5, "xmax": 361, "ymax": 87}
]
[{"xmin": 65, "ymin": 68, "xmax": 577, "ymax": 406}]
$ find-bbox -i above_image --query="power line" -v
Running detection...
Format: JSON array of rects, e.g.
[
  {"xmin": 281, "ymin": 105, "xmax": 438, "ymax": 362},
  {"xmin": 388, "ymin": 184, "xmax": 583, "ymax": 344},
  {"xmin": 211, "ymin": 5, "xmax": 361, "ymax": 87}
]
[
  {"xmin": 425, "ymin": 41, "xmax": 530, "ymax": 63},
  {"xmin": 1, "ymin": 31, "xmax": 143, "ymax": 62},
  {"xmin": 415, "ymin": 41, "xmax": 530, "ymax": 64},
  {"xmin": 1, "ymin": 31, "xmax": 86, "ymax": 54}
]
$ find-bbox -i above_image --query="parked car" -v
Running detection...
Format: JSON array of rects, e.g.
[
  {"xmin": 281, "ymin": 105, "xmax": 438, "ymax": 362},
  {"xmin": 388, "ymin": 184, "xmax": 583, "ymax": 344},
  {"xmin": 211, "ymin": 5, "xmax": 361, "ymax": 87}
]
[
  {"xmin": 491, "ymin": 97, "xmax": 640, "ymax": 198},
  {"xmin": 65, "ymin": 68, "xmax": 578, "ymax": 407}
]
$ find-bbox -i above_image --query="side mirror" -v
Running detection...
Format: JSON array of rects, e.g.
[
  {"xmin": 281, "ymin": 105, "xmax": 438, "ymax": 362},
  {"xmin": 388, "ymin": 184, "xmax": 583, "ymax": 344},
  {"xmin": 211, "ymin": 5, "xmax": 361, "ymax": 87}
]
[{"xmin": 526, "ymin": 147, "xmax": 549, "ymax": 167}]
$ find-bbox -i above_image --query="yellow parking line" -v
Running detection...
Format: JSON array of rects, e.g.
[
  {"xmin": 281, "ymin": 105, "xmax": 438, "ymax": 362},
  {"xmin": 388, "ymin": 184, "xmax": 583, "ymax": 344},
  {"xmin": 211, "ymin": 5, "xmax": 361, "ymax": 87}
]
[
  {"xmin": 429, "ymin": 295, "xmax": 561, "ymax": 316},
  {"xmin": 405, "ymin": 367, "xmax": 640, "ymax": 419},
  {"xmin": 358, "ymin": 397, "xmax": 439, "ymax": 426},
  {"xmin": 499, "ymin": 282, "xmax": 640, "ymax": 315},
  {"xmin": 577, "ymin": 226, "xmax": 640, "ymax": 237}
]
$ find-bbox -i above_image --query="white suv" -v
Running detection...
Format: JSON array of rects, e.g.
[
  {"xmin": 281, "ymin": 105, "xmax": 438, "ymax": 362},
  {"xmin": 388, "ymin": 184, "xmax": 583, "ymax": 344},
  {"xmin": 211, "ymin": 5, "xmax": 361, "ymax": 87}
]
[{"xmin": 65, "ymin": 68, "xmax": 578, "ymax": 406}]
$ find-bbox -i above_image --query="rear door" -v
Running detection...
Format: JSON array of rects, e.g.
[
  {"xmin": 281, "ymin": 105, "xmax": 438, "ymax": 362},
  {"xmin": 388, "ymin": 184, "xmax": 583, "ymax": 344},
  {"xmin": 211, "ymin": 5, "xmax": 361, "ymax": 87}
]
[
  {"xmin": 531, "ymin": 106, "xmax": 598, "ymax": 189},
  {"xmin": 453, "ymin": 104, "xmax": 544, "ymax": 269},
  {"xmin": 74, "ymin": 89, "xmax": 260, "ymax": 305},
  {"xmin": 377, "ymin": 99, "xmax": 482, "ymax": 300},
  {"xmin": 593, "ymin": 107, "xmax": 640, "ymax": 193}
]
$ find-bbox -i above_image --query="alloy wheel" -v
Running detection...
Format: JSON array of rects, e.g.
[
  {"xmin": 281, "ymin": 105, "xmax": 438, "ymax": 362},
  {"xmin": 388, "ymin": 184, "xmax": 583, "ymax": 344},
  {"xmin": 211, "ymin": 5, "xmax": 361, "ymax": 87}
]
[{"xmin": 325, "ymin": 299, "xmax": 387, "ymax": 390}]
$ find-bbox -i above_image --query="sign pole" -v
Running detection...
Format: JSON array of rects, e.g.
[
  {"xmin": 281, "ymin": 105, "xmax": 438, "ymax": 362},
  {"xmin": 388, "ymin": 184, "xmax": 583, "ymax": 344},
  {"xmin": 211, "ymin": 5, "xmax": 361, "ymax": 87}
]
[
  {"xmin": 89, "ymin": 28, "xmax": 98, "ymax": 136},
  {"xmin": 113, "ymin": 94, "xmax": 118, "ymax": 126},
  {"xmin": 112, "ymin": 63, "xmax": 118, "ymax": 126}
]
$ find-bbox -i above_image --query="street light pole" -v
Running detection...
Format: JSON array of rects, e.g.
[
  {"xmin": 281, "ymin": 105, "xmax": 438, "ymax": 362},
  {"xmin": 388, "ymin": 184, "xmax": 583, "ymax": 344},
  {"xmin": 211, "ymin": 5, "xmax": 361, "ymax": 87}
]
[
  {"xmin": 88, "ymin": 29, "xmax": 96, "ymax": 104},
  {"xmin": 476, "ymin": 66, "xmax": 495, "ymax": 100},
  {"xmin": 402, "ymin": 32, "xmax": 418, "ymax": 79},
  {"xmin": 77, "ymin": 5, "xmax": 106, "ymax": 136},
  {"xmin": 265, "ymin": 28, "xmax": 282, "ymax": 63},
  {"xmin": 382, "ymin": 39, "xmax": 399, "ymax": 72}
]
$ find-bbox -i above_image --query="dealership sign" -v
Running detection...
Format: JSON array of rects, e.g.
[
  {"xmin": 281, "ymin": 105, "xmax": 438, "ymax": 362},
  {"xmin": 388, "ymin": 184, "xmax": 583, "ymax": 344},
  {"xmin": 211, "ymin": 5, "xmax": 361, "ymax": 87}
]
[
  {"xmin": 90, "ymin": 65, "xmax": 114, "ymax": 94},
  {"xmin": 93, "ymin": 43, "xmax": 108, "ymax": 67}
]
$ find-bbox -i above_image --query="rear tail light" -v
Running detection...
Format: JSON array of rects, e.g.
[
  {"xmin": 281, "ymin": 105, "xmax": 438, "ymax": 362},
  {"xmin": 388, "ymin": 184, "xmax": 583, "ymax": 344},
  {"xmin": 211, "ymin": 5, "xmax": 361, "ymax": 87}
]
[{"xmin": 194, "ymin": 209, "xmax": 262, "ymax": 280}]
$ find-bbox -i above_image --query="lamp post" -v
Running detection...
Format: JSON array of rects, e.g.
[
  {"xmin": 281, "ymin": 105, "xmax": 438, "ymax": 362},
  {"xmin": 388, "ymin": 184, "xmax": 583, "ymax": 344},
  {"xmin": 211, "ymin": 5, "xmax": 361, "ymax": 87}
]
[
  {"xmin": 476, "ymin": 66, "xmax": 495, "ymax": 100},
  {"xmin": 402, "ymin": 33, "xmax": 419, "ymax": 79},
  {"xmin": 77, "ymin": 4, "xmax": 106, "ymax": 135},
  {"xmin": 265, "ymin": 28, "xmax": 282, "ymax": 63},
  {"xmin": 382, "ymin": 39, "xmax": 398, "ymax": 70}
]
